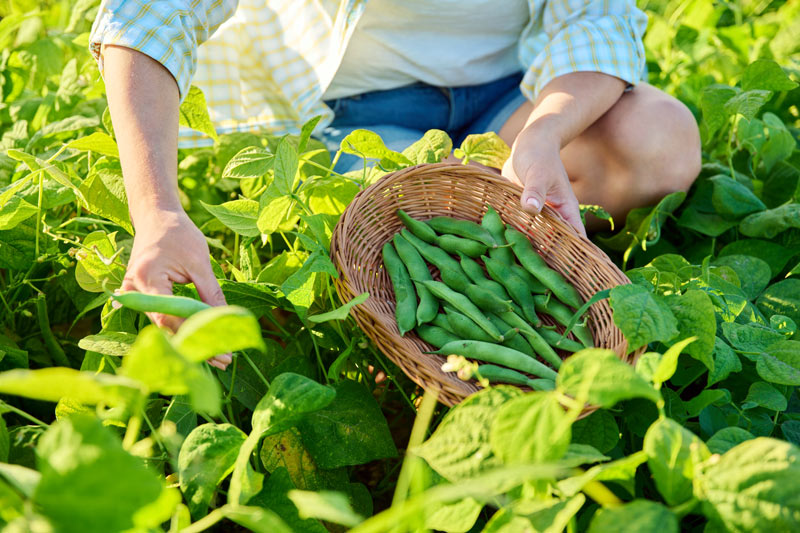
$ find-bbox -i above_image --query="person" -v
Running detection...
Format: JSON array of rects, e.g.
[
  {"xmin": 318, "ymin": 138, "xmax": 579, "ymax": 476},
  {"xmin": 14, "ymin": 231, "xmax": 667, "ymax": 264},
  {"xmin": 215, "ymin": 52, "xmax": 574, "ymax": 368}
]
[{"xmin": 90, "ymin": 1, "xmax": 701, "ymax": 363}]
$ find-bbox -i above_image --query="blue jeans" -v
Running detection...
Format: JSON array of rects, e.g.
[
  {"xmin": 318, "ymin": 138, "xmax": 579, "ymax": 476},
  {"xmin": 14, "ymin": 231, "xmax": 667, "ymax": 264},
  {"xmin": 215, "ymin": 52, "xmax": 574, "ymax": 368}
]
[{"xmin": 318, "ymin": 72, "xmax": 526, "ymax": 173}]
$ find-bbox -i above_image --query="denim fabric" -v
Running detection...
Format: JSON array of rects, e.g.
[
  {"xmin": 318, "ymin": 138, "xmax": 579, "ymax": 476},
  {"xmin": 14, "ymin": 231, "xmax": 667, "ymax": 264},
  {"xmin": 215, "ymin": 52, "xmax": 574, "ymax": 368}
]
[{"xmin": 318, "ymin": 72, "xmax": 526, "ymax": 173}]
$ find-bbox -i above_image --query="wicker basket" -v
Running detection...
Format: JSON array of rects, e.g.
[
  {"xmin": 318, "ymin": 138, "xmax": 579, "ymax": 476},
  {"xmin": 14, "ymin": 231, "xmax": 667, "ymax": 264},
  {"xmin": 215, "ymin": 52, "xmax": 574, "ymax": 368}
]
[{"xmin": 331, "ymin": 163, "xmax": 640, "ymax": 407}]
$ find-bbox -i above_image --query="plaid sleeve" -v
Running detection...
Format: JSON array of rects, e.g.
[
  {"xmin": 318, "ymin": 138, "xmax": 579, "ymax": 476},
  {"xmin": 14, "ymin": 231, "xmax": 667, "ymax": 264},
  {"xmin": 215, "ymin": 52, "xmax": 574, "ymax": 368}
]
[
  {"xmin": 519, "ymin": 0, "xmax": 648, "ymax": 102},
  {"xmin": 89, "ymin": 0, "xmax": 238, "ymax": 101}
]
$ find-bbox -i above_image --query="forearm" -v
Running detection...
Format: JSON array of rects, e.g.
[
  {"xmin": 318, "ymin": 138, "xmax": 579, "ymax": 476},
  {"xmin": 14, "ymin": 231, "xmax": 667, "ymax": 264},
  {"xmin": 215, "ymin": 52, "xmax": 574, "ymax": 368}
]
[
  {"xmin": 517, "ymin": 72, "xmax": 627, "ymax": 149},
  {"xmin": 102, "ymin": 45, "xmax": 182, "ymax": 227}
]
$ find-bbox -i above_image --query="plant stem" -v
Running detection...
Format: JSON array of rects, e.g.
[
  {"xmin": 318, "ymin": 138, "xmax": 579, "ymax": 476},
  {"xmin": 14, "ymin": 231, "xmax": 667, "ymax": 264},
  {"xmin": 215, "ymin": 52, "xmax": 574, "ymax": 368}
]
[
  {"xmin": 35, "ymin": 294, "xmax": 71, "ymax": 368},
  {"xmin": 582, "ymin": 480, "xmax": 623, "ymax": 507},
  {"xmin": 392, "ymin": 389, "xmax": 439, "ymax": 507},
  {"xmin": 0, "ymin": 401, "xmax": 49, "ymax": 428}
]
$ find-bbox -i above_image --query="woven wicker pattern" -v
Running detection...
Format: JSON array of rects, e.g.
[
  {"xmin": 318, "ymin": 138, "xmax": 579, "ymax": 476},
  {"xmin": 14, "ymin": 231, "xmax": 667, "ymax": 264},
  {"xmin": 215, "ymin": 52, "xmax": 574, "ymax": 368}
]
[{"xmin": 331, "ymin": 163, "xmax": 640, "ymax": 407}]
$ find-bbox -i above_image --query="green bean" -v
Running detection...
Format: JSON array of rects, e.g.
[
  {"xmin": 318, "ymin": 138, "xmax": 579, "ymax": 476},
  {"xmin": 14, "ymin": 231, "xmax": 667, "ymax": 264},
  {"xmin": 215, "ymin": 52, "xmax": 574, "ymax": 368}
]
[
  {"xmin": 537, "ymin": 327, "xmax": 584, "ymax": 352},
  {"xmin": 437, "ymin": 234, "xmax": 487, "ymax": 258},
  {"xmin": 475, "ymin": 364, "xmax": 555, "ymax": 391},
  {"xmin": 533, "ymin": 295, "xmax": 594, "ymax": 348},
  {"xmin": 457, "ymin": 253, "xmax": 510, "ymax": 300},
  {"xmin": 482, "ymin": 206, "xmax": 515, "ymax": 265},
  {"xmin": 431, "ymin": 313, "xmax": 454, "ymax": 333},
  {"xmin": 382, "ymin": 242, "xmax": 416, "ymax": 336},
  {"xmin": 482, "ymin": 255, "xmax": 538, "ymax": 326},
  {"xmin": 505, "ymin": 227, "xmax": 583, "ymax": 309},
  {"xmin": 401, "ymin": 230, "xmax": 471, "ymax": 292},
  {"xmin": 393, "ymin": 234, "xmax": 438, "ymax": 324},
  {"xmin": 464, "ymin": 284, "xmax": 513, "ymax": 313},
  {"xmin": 427, "ymin": 217, "xmax": 496, "ymax": 247},
  {"xmin": 496, "ymin": 310, "xmax": 562, "ymax": 369},
  {"xmin": 443, "ymin": 306, "xmax": 499, "ymax": 343},
  {"xmin": 419, "ymin": 281, "xmax": 503, "ymax": 341},
  {"xmin": 431, "ymin": 340, "xmax": 558, "ymax": 380},
  {"xmin": 487, "ymin": 313, "xmax": 536, "ymax": 357},
  {"xmin": 510, "ymin": 264, "xmax": 547, "ymax": 294},
  {"xmin": 111, "ymin": 291, "xmax": 210, "ymax": 318},
  {"xmin": 396, "ymin": 209, "xmax": 437, "ymax": 244},
  {"xmin": 416, "ymin": 324, "xmax": 460, "ymax": 348}
]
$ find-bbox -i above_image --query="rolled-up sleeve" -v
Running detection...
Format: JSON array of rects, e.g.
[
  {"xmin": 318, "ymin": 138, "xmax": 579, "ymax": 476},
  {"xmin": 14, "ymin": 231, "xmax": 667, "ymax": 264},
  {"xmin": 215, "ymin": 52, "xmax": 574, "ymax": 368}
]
[
  {"xmin": 519, "ymin": 0, "xmax": 648, "ymax": 102},
  {"xmin": 89, "ymin": 0, "xmax": 238, "ymax": 101}
]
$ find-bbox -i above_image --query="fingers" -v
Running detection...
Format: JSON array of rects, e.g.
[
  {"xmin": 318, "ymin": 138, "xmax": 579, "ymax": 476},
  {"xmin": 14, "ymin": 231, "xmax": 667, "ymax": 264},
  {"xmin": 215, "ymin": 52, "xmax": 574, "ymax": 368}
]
[
  {"xmin": 547, "ymin": 179, "xmax": 587, "ymax": 238},
  {"xmin": 192, "ymin": 256, "xmax": 227, "ymax": 307},
  {"xmin": 207, "ymin": 353, "xmax": 233, "ymax": 371}
]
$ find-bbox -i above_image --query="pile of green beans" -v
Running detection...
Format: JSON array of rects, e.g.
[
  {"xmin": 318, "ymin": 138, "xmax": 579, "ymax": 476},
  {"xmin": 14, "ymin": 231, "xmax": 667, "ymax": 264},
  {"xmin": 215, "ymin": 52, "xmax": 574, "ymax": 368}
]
[{"xmin": 382, "ymin": 207, "xmax": 595, "ymax": 391}]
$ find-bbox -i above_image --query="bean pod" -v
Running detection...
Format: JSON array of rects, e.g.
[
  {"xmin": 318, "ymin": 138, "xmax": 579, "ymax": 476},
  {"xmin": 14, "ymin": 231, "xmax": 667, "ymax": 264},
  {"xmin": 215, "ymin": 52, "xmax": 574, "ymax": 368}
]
[{"xmin": 382, "ymin": 242, "xmax": 416, "ymax": 336}]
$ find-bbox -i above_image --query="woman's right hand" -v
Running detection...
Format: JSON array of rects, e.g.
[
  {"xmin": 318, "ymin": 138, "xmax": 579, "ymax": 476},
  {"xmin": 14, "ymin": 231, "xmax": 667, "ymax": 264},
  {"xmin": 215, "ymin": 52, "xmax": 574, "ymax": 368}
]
[{"xmin": 120, "ymin": 208, "xmax": 231, "ymax": 370}]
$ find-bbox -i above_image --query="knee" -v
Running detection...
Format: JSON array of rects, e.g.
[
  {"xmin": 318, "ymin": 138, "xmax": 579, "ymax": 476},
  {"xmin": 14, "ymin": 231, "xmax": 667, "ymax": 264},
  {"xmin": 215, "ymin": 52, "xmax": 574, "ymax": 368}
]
[{"xmin": 608, "ymin": 90, "xmax": 702, "ymax": 197}]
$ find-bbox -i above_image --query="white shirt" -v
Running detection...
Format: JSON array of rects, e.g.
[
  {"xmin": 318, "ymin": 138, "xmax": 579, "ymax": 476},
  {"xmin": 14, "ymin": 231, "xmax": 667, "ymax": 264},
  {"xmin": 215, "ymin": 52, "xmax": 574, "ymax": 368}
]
[{"xmin": 324, "ymin": 0, "xmax": 530, "ymax": 99}]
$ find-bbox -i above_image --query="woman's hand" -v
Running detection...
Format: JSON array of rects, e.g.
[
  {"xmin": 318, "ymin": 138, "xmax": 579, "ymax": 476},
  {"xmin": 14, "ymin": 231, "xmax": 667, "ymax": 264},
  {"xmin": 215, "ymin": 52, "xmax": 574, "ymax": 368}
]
[
  {"xmin": 502, "ymin": 129, "xmax": 586, "ymax": 237},
  {"xmin": 119, "ymin": 208, "xmax": 231, "ymax": 370}
]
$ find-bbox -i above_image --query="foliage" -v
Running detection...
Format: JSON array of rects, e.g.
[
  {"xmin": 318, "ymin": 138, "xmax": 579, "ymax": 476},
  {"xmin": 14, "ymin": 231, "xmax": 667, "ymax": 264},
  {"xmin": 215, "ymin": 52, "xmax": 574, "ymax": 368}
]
[{"xmin": 0, "ymin": 0, "xmax": 798, "ymax": 532}]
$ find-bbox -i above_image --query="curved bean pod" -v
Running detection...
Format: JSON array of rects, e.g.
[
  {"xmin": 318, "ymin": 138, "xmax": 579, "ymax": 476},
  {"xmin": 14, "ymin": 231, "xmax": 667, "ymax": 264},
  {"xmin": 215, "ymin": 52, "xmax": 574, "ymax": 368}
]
[
  {"xmin": 393, "ymin": 234, "xmax": 438, "ymax": 324},
  {"xmin": 382, "ymin": 242, "xmax": 416, "ymax": 336},
  {"xmin": 419, "ymin": 281, "xmax": 503, "ymax": 341},
  {"xmin": 427, "ymin": 217, "xmax": 496, "ymax": 247},
  {"xmin": 111, "ymin": 292, "xmax": 210, "ymax": 318},
  {"xmin": 432, "ymin": 340, "xmax": 558, "ymax": 380},
  {"xmin": 396, "ymin": 209, "xmax": 437, "ymax": 244}
]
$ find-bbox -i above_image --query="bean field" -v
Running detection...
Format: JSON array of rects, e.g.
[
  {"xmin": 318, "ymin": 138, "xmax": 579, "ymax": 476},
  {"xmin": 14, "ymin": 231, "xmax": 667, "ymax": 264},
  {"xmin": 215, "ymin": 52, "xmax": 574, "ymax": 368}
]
[{"xmin": 0, "ymin": 1, "xmax": 799, "ymax": 532}]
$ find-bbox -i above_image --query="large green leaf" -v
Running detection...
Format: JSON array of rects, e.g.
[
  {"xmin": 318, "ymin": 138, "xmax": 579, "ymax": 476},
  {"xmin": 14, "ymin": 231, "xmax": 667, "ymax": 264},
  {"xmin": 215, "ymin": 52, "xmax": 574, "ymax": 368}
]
[
  {"xmin": 65, "ymin": 132, "xmax": 119, "ymax": 158},
  {"xmin": 34, "ymin": 416, "xmax": 175, "ymax": 533},
  {"xmin": 556, "ymin": 349, "xmax": 661, "ymax": 408},
  {"xmin": 570, "ymin": 410, "xmax": 620, "ymax": 454},
  {"xmin": 0, "ymin": 195, "xmax": 37, "ymax": 231},
  {"xmin": 757, "ymin": 279, "xmax": 800, "ymax": 324},
  {"xmin": 489, "ymin": 392, "xmax": 574, "ymax": 465},
  {"xmin": 201, "ymin": 199, "xmax": 260, "ymax": 237},
  {"xmin": 713, "ymin": 255, "xmax": 772, "ymax": 300},
  {"xmin": 179, "ymin": 86, "xmax": 218, "ymax": 141},
  {"xmin": 695, "ymin": 438, "xmax": 800, "ymax": 532},
  {"xmin": 296, "ymin": 380, "xmax": 396, "ymax": 469},
  {"xmin": 402, "ymin": 129, "xmax": 453, "ymax": 164},
  {"xmin": 0, "ymin": 368, "xmax": 141, "ymax": 407},
  {"xmin": 643, "ymin": 417, "xmax": 709, "ymax": 506},
  {"xmin": 178, "ymin": 423, "xmax": 246, "ymax": 518},
  {"xmin": 587, "ymin": 500, "xmax": 678, "ymax": 533},
  {"xmin": 665, "ymin": 290, "xmax": 715, "ymax": 371},
  {"xmin": 740, "ymin": 204, "xmax": 800, "ymax": 239},
  {"xmin": 610, "ymin": 284, "xmax": 678, "ymax": 352},
  {"xmin": 171, "ymin": 305, "xmax": 266, "ymax": 362},
  {"xmin": 250, "ymin": 468, "xmax": 327, "ymax": 533},
  {"xmin": 741, "ymin": 59, "xmax": 799, "ymax": 92},
  {"xmin": 415, "ymin": 386, "xmax": 522, "ymax": 481},
  {"xmin": 78, "ymin": 167, "xmax": 133, "ymax": 234}
]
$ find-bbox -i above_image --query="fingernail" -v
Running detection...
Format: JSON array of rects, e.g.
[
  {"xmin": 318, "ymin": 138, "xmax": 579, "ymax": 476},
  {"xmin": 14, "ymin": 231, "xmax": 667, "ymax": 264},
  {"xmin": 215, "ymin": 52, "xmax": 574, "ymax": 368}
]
[
  {"xmin": 220, "ymin": 353, "xmax": 233, "ymax": 363},
  {"xmin": 111, "ymin": 299, "xmax": 121, "ymax": 310},
  {"xmin": 526, "ymin": 197, "xmax": 541, "ymax": 211}
]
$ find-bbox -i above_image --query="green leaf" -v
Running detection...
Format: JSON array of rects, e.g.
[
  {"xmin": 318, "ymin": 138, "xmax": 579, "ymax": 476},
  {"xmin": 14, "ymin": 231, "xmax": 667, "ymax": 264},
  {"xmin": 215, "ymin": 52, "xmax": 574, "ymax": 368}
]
[
  {"xmin": 587, "ymin": 500, "xmax": 678, "ymax": 533},
  {"xmin": 758, "ymin": 279, "xmax": 800, "ymax": 324},
  {"xmin": 79, "ymin": 167, "xmax": 133, "ymax": 234},
  {"xmin": 740, "ymin": 203, "xmax": 800, "ymax": 239},
  {"xmin": 402, "ymin": 129, "xmax": 453, "ymax": 164},
  {"xmin": 684, "ymin": 389, "xmax": 729, "ymax": 418},
  {"xmin": 229, "ymin": 374, "xmax": 335, "ymax": 505},
  {"xmin": 522, "ymin": 495, "xmax": 586, "ymax": 533},
  {"xmin": 751, "ymin": 340, "xmax": 800, "ymax": 386},
  {"xmin": 653, "ymin": 337, "xmax": 698, "ymax": 386},
  {"xmin": 570, "ymin": 410, "xmax": 620, "ymax": 454},
  {"xmin": 719, "ymin": 239, "xmax": 791, "ymax": 278},
  {"xmin": 250, "ymin": 468, "xmax": 327, "ymax": 533},
  {"xmin": 761, "ymin": 113, "xmax": 796, "ymax": 171},
  {"xmin": 288, "ymin": 490, "xmax": 363, "ymax": 528},
  {"xmin": 121, "ymin": 326, "xmax": 221, "ymax": 415},
  {"xmin": 258, "ymin": 188, "xmax": 298, "ymax": 235},
  {"xmin": 700, "ymin": 84, "xmax": 736, "ymax": 140},
  {"xmin": 695, "ymin": 438, "xmax": 800, "ymax": 532},
  {"xmin": 220, "ymin": 504, "xmax": 292, "ymax": 533},
  {"xmin": 201, "ymin": 199, "xmax": 260, "ymax": 237},
  {"xmin": 222, "ymin": 146, "xmax": 274, "ymax": 180},
  {"xmin": 709, "ymin": 175, "xmax": 766, "ymax": 218},
  {"xmin": 0, "ymin": 367, "xmax": 141, "ymax": 408},
  {"xmin": 489, "ymin": 392, "xmax": 574, "ymax": 465},
  {"xmin": 297, "ymin": 116, "xmax": 322, "ymax": 154},
  {"xmin": 643, "ymin": 417, "xmax": 709, "ymax": 506},
  {"xmin": 339, "ymin": 129, "xmax": 413, "ymax": 168},
  {"xmin": 274, "ymin": 136, "xmax": 299, "ymax": 195},
  {"xmin": 741, "ymin": 59, "xmax": 799, "ymax": 92},
  {"xmin": 724, "ymin": 89, "xmax": 772, "ymax": 119},
  {"xmin": 422, "ymin": 497, "xmax": 482, "ymax": 533},
  {"xmin": 666, "ymin": 290, "xmax": 715, "ymax": 371},
  {"xmin": 65, "ymin": 132, "xmax": 119, "ymax": 158},
  {"xmin": 0, "ymin": 195, "xmax": 37, "ymax": 231},
  {"xmin": 706, "ymin": 427, "xmax": 755, "ymax": 454},
  {"xmin": 713, "ymin": 255, "xmax": 772, "ymax": 300},
  {"xmin": 77, "ymin": 331, "xmax": 137, "ymax": 356},
  {"xmin": 453, "ymin": 132, "xmax": 510, "ymax": 169},
  {"xmin": 74, "ymin": 231, "xmax": 126, "ymax": 293},
  {"xmin": 557, "ymin": 452, "xmax": 647, "ymax": 498},
  {"xmin": 415, "ymin": 386, "xmax": 522, "ymax": 481},
  {"xmin": 742, "ymin": 382, "xmax": 787, "ymax": 411},
  {"xmin": 171, "ymin": 306, "xmax": 266, "ymax": 362},
  {"xmin": 179, "ymin": 86, "xmax": 218, "ymax": 141},
  {"xmin": 34, "ymin": 416, "xmax": 173, "ymax": 533},
  {"xmin": 295, "ymin": 380, "xmax": 396, "ymax": 469},
  {"xmin": 721, "ymin": 322, "xmax": 783, "ymax": 353},
  {"xmin": 782, "ymin": 421, "xmax": 800, "ymax": 446},
  {"xmin": 306, "ymin": 292, "xmax": 368, "ymax": 323},
  {"xmin": 560, "ymin": 444, "xmax": 610, "ymax": 468},
  {"xmin": 610, "ymin": 284, "xmax": 679, "ymax": 352},
  {"xmin": 771, "ymin": 314, "xmax": 797, "ymax": 337},
  {"xmin": 556, "ymin": 349, "xmax": 661, "ymax": 407},
  {"xmin": 178, "ymin": 423, "xmax": 246, "ymax": 518}
]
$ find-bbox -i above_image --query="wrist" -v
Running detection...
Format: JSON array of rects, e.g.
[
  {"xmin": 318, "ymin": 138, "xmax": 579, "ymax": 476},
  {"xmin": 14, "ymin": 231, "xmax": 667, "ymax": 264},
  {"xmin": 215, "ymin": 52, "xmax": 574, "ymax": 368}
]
[
  {"xmin": 515, "ymin": 120, "xmax": 564, "ymax": 153},
  {"xmin": 129, "ymin": 202, "xmax": 185, "ymax": 230}
]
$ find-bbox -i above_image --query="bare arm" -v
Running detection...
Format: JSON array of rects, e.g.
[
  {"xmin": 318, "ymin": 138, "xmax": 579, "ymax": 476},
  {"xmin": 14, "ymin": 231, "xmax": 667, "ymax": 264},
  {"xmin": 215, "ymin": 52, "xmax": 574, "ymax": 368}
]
[
  {"xmin": 503, "ymin": 72, "xmax": 626, "ymax": 235},
  {"xmin": 103, "ymin": 45, "xmax": 230, "ymax": 369}
]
